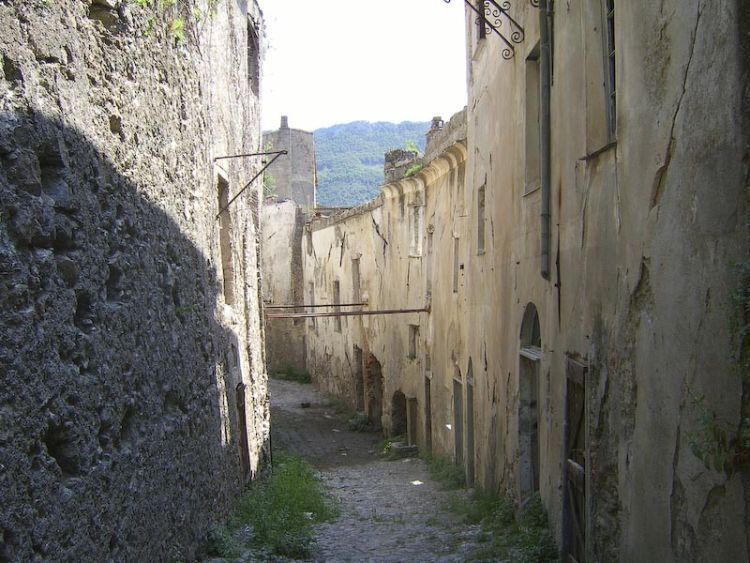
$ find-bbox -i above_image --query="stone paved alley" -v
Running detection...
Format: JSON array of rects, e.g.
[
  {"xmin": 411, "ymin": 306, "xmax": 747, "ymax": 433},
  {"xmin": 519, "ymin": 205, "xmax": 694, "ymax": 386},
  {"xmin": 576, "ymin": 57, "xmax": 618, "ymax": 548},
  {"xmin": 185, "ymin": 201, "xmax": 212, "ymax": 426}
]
[{"xmin": 268, "ymin": 379, "xmax": 484, "ymax": 562}]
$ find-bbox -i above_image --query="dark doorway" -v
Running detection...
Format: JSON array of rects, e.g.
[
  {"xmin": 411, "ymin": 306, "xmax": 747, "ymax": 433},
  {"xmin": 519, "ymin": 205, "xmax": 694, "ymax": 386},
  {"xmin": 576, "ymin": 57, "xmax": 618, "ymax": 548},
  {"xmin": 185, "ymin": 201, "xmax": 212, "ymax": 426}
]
[
  {"xmin": 366, "ymin": 354, "xmax": 383, "ymax": 430},
  {"xmin": 353, "ymin": 345, "xmax": 364, "ymax": 411},
  {"xmin": 563, "ymin": 357, "xmax": 587, "ymax": 562},
  {"xmin": 407, "ymin": 398, "xmax": 418, "ymax": 446},
  {"xmin": 391, "ymin": 391, "xmax": 407, "ymax": 437},
  {"xmin": 466, "ymin": 364, "xmax": 475, "ymax": 485},
  {"xmin": 453, "ymin": 375, "xmax": 463, "ymax": 465},
  {"xmin": 519, "ymin": 302, "xmax": 541, "ymax": 496},
  {"xmin": 424, "ymin": 375, "xmax": 433, "ymax": 453}
]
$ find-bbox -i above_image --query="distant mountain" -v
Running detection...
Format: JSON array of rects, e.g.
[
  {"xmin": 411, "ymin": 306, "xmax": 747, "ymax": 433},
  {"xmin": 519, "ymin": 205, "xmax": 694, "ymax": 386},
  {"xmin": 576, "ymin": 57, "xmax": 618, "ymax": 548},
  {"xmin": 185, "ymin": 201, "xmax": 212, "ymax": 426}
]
[{"xmin": 314, "ymin": 121, "xmax": 430, "ymax": 208}]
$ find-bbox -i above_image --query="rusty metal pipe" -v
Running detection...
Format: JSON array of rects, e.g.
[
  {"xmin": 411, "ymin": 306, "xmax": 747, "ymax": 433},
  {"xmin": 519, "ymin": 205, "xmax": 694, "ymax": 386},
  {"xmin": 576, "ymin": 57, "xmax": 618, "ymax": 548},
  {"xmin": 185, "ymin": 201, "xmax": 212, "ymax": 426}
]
[
  {"xmin": 264, "ymin": 302, "xmax": 368, "ymax": 309},
  {"xmin": 266, "ymin": 307, "xmax": 430, "ymax": 319}
]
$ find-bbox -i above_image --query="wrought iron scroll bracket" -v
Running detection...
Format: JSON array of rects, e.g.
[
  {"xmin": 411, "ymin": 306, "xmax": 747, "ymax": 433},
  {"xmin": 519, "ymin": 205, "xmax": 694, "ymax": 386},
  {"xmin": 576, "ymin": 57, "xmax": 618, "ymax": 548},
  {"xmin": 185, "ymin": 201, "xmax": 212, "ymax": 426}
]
[
  {"xmin": 443, "ymin": 0, "xmax": 538, "ymax": 60},
  {"xmin": 214, "ymin": 150, "xmax": 288, "ymax": 218}
]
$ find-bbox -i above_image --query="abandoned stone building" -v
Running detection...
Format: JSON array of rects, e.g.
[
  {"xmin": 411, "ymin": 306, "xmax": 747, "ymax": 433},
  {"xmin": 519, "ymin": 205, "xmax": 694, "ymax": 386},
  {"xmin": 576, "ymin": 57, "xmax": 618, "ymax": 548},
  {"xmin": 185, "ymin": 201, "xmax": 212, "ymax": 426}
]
[
  {"xmin": 265, "ymin": 1, "xmax": 750, "ymax": 561},
  {"xmin": 0, "ymin": 1, "xmax": 270, "ymax": 560}
]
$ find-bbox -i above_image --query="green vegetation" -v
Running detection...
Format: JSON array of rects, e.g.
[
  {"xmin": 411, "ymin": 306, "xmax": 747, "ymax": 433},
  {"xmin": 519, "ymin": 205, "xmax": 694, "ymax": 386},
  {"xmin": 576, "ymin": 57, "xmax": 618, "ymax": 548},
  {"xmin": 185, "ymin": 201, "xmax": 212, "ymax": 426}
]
[
  {"xmin": 313, "ymin": 121, "xmax": 429, "ymax": 207},
  {"xmin": 421, "ymin": 454, "xmax": 466, "ymax": 490},
  {"xmin": 689, "ymin": 256, "xmax": 750, "ymax": 477},
  {"xmin": 271, "ymin": 367, "xmax": 312, "ymax": 384},
  {"xmin": 347, "ymin": 412, "xmax": 371, "ymax": 432},
  {"xmin": 405, "ymin": 163, "xmax": 424, "ymax": 178},
  {"xmin": 450, "ymin": 490, "xmax": 558, "ymax": 562},
  {"xmin": 129, "ymin": 0, "xmax": 221, "ymax": 42},
  {"xmin": 206, "ymin": 453, "xmax": 338, "ymax": 559}
]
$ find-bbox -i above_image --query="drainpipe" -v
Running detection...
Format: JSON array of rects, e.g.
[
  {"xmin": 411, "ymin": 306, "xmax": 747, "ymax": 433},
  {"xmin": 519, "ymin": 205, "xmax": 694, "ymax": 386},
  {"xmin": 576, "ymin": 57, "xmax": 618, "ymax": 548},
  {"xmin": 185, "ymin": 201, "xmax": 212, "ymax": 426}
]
[{"xmin": 539, "ymin": 0, "xmax": 552, "ymax": 279}]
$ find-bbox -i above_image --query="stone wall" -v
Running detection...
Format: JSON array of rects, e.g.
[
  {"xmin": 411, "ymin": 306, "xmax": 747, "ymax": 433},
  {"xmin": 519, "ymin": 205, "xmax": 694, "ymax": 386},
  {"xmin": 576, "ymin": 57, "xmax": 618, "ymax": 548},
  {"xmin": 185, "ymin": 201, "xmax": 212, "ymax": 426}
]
[
  {"xmin": 0, "ymin": 1, "xmax": 269, "ymax": 560},
  {"xmin": 262, "ymin": 116, "xmax": 317, "ymax": 211}
]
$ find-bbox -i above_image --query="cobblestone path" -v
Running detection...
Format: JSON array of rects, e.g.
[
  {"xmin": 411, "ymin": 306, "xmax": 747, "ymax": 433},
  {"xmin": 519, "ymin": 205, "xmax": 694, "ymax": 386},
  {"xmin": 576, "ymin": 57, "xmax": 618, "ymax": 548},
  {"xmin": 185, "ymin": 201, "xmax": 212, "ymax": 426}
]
[{"xmin": 270, "ymin": 379, "xmax": 483, "ymax": 562}]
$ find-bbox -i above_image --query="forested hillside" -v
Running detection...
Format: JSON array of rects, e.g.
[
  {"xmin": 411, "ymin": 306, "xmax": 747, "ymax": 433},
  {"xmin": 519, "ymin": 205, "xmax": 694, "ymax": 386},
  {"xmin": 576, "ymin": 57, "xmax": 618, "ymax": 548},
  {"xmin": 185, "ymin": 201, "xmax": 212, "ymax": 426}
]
[{"xmin": 314, "ymin": 121, "xmax": 429, "ymax": 207}]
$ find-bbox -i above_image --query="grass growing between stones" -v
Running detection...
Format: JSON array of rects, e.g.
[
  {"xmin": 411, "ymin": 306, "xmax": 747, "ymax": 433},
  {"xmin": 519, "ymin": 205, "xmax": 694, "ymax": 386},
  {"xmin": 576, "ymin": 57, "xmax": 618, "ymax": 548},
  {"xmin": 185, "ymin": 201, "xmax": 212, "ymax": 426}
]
[
  {"xmin": 271, "ymin": 367, "xmax": 312, "ymax": 384},
  {"xmin": 207, "ymin": 453, "xmax": 338, "ymax": 559},
  {"xmin": 449, "ymin": 489, "xmax": 558, "ymax": 562},
  {"xmin": 421, "ymin": 453, "xmax": 466, "ymax": 489}
]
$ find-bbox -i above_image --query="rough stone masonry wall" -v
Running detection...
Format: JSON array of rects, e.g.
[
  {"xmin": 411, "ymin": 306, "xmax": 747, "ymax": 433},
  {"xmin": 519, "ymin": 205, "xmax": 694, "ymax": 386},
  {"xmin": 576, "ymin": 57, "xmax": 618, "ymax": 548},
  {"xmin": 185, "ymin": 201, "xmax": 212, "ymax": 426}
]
[{"xmin": 0, "ymin": 1, "xmax": 269, "ymax": 561}]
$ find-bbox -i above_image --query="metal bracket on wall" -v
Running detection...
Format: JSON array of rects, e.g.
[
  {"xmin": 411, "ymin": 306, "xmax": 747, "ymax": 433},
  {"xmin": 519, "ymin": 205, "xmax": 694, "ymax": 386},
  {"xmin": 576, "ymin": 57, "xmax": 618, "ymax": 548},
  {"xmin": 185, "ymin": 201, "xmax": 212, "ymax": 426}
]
[
  {"xmin": 213, "ymin": 150, "xmax": 288, "ymax": 218},
  {"xmin": 443, "ymin": 0, "xmax": 538, "ymax": 60}
]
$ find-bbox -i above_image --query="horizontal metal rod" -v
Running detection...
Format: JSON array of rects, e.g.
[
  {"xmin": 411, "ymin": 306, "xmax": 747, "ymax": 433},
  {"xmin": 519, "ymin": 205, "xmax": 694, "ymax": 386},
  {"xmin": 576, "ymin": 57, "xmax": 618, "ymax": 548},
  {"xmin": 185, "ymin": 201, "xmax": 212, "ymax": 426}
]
[
  {"xmin": 265, "ymin": 302, "xmax": 368, "ymax": 309},
  {"xmin": 213, "ymin": 150, "xmax": 288, "ymax": 162},
  {"xmin": 266, "ymin": 307, "xmax": 430, "ymax": 319}
]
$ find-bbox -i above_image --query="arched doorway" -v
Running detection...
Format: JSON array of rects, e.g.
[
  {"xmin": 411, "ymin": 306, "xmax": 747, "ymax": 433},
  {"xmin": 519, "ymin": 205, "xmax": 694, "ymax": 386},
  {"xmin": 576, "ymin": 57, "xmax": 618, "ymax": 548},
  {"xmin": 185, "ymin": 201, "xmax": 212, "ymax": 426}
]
[
  {"xmin": 366, "ymin": 354, "xmax": 383, "ymax": 430},
  {"xmin": 519, "ymin": 303, "xmax": 541, "ymax": 496},
  {"xmin": 391, "ymin": 391, "xmax": 407, "ymax": 437}
]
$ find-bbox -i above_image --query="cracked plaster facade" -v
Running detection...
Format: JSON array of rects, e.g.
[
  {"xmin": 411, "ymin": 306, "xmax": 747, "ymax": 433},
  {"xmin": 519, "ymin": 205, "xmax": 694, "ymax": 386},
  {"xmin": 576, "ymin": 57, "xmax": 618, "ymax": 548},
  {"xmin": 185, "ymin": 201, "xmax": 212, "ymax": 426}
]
[{"xmin": 300, "ymin": 1, "xmax": 749, "ymax": 560}]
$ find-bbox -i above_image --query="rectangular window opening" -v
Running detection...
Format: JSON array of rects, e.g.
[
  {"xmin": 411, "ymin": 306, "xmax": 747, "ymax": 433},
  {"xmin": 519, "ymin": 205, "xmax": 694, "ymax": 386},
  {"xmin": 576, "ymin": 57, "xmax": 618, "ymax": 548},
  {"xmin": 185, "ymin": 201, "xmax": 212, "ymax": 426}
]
[
  {"xmin": 408, "ymin": 324, "xmax": 419, "ymax": 359},
  {"xmin": 247, "ymin": 21, "xmax": 260, "ymax": 96},
  {"xmin": 217, "ymin": 176, "xmax": 235, "ymax": 306},
  {"xmin": 524, "ymin": 46, "xmax": 541, "ymax": 195}
]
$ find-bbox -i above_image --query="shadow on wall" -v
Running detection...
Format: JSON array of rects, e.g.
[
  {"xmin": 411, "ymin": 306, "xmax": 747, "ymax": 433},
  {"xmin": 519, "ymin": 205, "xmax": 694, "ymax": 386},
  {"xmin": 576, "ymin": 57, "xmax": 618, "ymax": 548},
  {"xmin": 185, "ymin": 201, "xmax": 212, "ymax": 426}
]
[{"xmin": 0, "ymin": 110, "xmax": 257, "ymax": 561}]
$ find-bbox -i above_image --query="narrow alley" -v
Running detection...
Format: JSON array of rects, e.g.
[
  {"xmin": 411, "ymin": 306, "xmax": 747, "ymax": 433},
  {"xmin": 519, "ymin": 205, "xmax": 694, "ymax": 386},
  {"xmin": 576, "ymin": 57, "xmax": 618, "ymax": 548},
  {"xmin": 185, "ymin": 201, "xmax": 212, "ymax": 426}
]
[{"xmin": 268, "ymin": 378, "xmax": 483, "ymax": 562}]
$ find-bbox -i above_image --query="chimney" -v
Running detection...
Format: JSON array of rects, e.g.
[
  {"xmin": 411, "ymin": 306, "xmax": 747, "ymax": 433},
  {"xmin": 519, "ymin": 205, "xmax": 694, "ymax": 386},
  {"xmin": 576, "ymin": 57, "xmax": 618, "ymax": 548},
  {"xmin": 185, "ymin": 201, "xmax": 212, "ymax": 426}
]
[{"xmin": 280, "ymin": 115, "xmax": 289, "ymax": 129}]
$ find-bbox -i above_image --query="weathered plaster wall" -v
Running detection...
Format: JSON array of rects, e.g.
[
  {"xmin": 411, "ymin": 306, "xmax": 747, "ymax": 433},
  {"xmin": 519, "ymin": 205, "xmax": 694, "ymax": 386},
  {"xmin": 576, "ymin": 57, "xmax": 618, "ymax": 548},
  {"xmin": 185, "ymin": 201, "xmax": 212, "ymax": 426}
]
[
  {"xmin": 0, "ymin": 1, "xmax": 269, "ymax": 560},
  {"xmin": 261, "ymin": 199, "xmax": 306, "ymax": 374},
  {"xmin": 301, "ymin": 0, "xmax": 748, "ymax": 560},
  {"xmin": 262, "ymin": 116, "xmax": 316, "ymax": 211},
  {"xmin": 463, "ymin": 0, "xmax": 749, "ymax": 560}
]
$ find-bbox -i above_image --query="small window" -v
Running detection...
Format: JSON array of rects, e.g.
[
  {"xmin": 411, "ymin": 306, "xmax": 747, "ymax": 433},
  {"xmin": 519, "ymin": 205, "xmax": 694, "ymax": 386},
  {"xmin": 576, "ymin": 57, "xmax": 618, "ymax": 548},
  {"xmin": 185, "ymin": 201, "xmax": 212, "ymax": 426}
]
[
  {"xmin": 409, "ymin": 205, "xmax": 423, "ymax": 256},
  {"xmin": 408, "ymin": 325, "xmax": 419, "ymax": 359},
  {"xmin": 333, "ymin": 281, "xmax": 341, "ymax": 332},
  {"xmin": 477, "ymin": 183, "xmax": 486, "ymax": 254}
]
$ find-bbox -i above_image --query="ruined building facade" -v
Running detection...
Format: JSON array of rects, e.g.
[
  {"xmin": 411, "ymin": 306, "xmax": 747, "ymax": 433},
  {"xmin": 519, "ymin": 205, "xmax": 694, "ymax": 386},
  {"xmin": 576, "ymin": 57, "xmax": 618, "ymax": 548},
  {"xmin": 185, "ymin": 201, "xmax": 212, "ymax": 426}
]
[
  {"xmin": 0, "ymin": 1, "xmax": 269, "ymax": 560},
  {"xmin": 300, "ymin": 1, "xmax": 749, "ymax": 561}
]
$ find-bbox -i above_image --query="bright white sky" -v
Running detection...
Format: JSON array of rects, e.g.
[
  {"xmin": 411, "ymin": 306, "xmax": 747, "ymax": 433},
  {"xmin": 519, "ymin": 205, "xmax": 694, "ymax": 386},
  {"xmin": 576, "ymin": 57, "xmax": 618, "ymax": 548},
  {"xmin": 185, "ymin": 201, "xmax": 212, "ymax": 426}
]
[{"xmin": 259, "ymin": 0, "xmax": 468, "ymax": 132}]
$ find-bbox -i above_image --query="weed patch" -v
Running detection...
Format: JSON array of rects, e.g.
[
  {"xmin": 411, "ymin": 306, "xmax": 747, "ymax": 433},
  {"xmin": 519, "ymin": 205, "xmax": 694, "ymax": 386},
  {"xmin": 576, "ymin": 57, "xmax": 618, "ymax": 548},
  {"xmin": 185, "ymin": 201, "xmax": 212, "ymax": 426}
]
[
  {"xmin": 206, "ymin": 453, "xmax": 338, "ymax": 559},
  {"xmin": 450, "ymin": 489, "xmax": 557, "ymax": 562},
  {"xmin": 422, "ymin": 454, "xmax": 465, "ymax": 489},
  {"xmin": 271, "ymin": 367, "xmax": 312, "ymax": 384}
]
